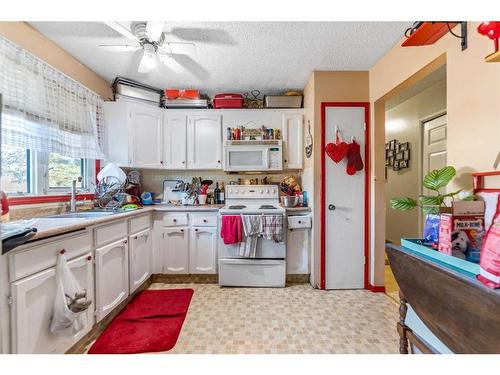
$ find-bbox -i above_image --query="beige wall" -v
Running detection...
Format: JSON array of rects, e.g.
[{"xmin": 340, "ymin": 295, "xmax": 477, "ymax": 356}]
[
  {"xmin": 0, "ymin": 22, "xmax": 112, "ymax": 99},
  {"xmin": 385, "ymin": 80, "xmax": 446, "ymax": 244},
  {"xmin": 303, "ymin": 71, "xmax": 370, "ymax": 287},
  {"xmin": 370, "ymin": 22, "xmax": 500, "ymax": 286}
]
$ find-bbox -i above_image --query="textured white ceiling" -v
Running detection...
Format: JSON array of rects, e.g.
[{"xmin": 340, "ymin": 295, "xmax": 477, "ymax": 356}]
[{"xmin": 29, "ymin": 21, "xmax": 410, "ymax": 96}]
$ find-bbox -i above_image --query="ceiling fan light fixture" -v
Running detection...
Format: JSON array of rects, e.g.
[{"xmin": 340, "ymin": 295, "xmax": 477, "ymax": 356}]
[{"xmin": 138, "ymin": 43, "xmax": 157, "ymax": 73}]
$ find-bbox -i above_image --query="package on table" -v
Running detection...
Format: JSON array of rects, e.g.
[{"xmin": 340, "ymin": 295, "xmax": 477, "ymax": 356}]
[{"xmin": 438, "ymin": 201, "xmax": 486, "ymax": 263}]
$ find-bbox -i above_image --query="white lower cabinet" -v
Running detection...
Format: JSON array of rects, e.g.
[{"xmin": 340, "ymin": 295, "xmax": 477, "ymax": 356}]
[
  {"xmin": 129, "ymin": 228, "xmax": 152, "ymax": 293},
  {"xmin": 163, "ymin": 227, "xmax": 189, "ymax": 274},
  {"xmin": 190, "ymin": 227, "xmax": 217, "ymax": 274},
  {"xmin": 95, "ymin": 238, "xmax": 129, "ymax": 322},
  {"xmin": 286, "ymin": 215, "xmax": 311, "ymax": 274},
  {"xmin": 10, "ymin": 253, "xmax": 94, "ymax": 354}
]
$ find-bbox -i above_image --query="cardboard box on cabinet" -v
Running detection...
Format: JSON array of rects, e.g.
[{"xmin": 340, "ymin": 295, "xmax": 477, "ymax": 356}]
[{"xmin": 438, "ymin": 201, "xmax": 486, "ymax": 263}]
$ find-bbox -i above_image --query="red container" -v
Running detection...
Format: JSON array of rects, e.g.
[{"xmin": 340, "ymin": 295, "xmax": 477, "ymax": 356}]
[
  {"xmin": 165, "ymin": 89, "xmax": 199, "ymax": 100},
  {"xmin": 213, "ymin": 93, "xmax": 244, "ymax": 109}
]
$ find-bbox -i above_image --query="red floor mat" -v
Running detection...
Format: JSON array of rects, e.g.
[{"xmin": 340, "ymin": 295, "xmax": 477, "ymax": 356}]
[{"xmin": 88, "ymin": 289, "xmax": 193, "ymax": 354}]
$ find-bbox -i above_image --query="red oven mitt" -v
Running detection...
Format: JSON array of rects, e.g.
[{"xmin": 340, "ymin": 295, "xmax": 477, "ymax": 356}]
[{"xmin": 346, "ymin": 140, "xmax": 363, "ymax": 175}]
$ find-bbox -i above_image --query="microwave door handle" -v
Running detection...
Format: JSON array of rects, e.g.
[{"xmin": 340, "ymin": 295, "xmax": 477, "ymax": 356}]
[{"xmin": 265, "ymin": 149, "xmax": 270, "ymax": 168}]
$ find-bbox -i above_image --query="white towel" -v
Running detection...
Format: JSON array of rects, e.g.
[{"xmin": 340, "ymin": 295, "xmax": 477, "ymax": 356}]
[{"xmin": 238, "ymin": 215, "xmax": 263, "ymax": 257}]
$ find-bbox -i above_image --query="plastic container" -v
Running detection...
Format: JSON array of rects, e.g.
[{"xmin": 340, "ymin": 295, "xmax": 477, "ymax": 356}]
[{"xmin": 164, "ymin": 89, "xmax": 200, "ymax": 100}]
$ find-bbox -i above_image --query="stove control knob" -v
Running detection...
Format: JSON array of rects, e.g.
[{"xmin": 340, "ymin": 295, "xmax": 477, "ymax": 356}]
[
  {"xmin": 239, "ymin": 189, "xmax": 244, "ymax": 193},
  {"xmin": 259, "ymin": 189, "xmax": 264, "ymax": 193},
  {"xmin": 265, "ymin": 189, "xmax": 269, "ymax": 194}
]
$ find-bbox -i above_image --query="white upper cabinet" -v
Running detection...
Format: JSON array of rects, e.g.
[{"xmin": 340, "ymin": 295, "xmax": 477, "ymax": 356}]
[
  {"xmin": 282, "ymin": 112, "xmax": 304, "ymax": 170},
  {"xmin": 164, "ymin": 112, "xmax": 187, "ymax": 169},
  {"xmin": 129, "ymin": 104, "xmax": 163, "ymax": 169},
  {"xmin": 103, "ymin": 101, "xmax": 130, "ymax": 167},
  {"xmin": 187, "ymin": 114, "xmax": 222, "ymax": 169}
]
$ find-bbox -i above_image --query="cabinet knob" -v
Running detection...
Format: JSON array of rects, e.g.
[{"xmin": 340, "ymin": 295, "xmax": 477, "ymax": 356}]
[
  {"xmin": 160, "ymin": 160, "xmax": 164, "ymax": 164},
  {"xmin": 182, "ymin": 161, "xmax": 185, "ymax": 164},
  {"xmin": 217, "ymin": 160, "xmax": 221, "ymax": 163},
  {"xmin": 173, "ymin": 219, "xmax": 177, "ymax": 222},
  {"xmin": 195, "ymin": 228, "xmax": 198, "ymax": 232},
  {"xmin": 180, "ymin": 229, "xmax": 184, "ymax": 233},
  {"xmin": 134, "ymin": 235, "xmax": 138, "ymax": 240},
  {"xmin": 87, "ymin": 255, "xmax": 92, "ymax": 261},
  {"xmin": 59, "ymin": 249, "xmax": 66, "ymax": 254},
  {"xmin": 298, "ymin": 221, "xmax": 302, "ymax": 224},
  {"xmin": 123, "ymin": 239, "xmax": 128, "ymax": 244},
  {"xmin": 284, "ymin": 159, "xmax": 288, "ymax": 163},
  {"xmin": 203, "ymin": 219, "xmax": 207, "ymax": 223}
]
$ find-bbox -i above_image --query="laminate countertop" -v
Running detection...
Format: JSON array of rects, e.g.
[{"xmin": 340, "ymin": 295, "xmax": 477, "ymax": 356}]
[{"xmin": 6, "ymin": 204, "xmax": 309, "ymax": 244}]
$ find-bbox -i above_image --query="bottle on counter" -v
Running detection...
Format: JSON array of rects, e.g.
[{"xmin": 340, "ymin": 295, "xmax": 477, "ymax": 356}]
[
  {"xmin": 227, "ymin": 127, "xmax": 232, "ymax": 140},
  {"xmin": 214, "ymin": 182, "xmax": 221, "ymax": 204},
  {"xmin": 220, "ymin": 182, "xmax": 225, "ymax": 204}
]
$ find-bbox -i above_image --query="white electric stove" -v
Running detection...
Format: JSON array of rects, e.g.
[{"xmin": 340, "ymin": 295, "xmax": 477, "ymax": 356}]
[{"xmin": 218, "ymin": 185, "xmax": 286, "ymax": 287}]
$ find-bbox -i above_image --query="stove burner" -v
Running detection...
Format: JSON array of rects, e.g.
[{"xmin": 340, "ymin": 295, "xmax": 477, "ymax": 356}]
[
  {"xmin": 228, "ymin": 205, "xmax": 246, "ymax": 209},
  {"xmin": 259, "ymin": 205, "xmax": 277, "ymax": 209}
]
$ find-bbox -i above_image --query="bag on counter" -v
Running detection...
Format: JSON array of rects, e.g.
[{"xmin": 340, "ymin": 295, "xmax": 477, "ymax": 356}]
[
  {"xmin": 477, "ymin": 196, "xmax": 500, "ymax": 289},
  {"xmin": 50, "ymin": 252, "xmax": 91, "ymax": 334}
]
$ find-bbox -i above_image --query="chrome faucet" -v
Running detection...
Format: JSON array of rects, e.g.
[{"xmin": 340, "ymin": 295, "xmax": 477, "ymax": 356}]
[{"xmin": 70, "ymin": 176, "xmax": 83, "ymax": 212}]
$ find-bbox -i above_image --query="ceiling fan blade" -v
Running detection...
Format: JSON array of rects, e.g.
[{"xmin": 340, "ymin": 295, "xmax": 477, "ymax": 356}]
[
  {"xmin": 104, "ymin": 22, "xmax": 140, "ymax": 42},
  {"xmin": 158, "ymin": 53, "xmax": 185, "ymax": 74},
  {"xmin": 138, "ymin": 46, "xmax": 157, "ymax": 73},
  {"xmin": 98, "ymin": 44, "xmax": 141, "ymax": 52},
  {"xmin": 158, "ymin": 42, "xmax": 196, "ymax": 55},
  {"xmin": 146, "ymin": 21, "xmax": 165, "ymax": 42}
]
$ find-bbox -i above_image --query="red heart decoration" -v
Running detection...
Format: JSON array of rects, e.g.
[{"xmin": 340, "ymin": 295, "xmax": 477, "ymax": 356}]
[
  {"xmin": 331, "ymin": 141, "xmax": 348, "ymax": 163},
  {"xmin": 325, "ymin": 143, "xmax": 336, "ymax": 161}
]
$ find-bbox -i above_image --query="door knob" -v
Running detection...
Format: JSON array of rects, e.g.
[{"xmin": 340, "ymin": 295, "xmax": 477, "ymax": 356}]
[{"xmin": 328, "ymin": 204, "xmax": 336, "ymax": 211}]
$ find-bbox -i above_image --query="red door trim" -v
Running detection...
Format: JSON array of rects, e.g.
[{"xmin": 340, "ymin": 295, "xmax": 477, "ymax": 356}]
[{"xmin": 320, "ymin": 102, "xmax": 370, "ymax": 290}]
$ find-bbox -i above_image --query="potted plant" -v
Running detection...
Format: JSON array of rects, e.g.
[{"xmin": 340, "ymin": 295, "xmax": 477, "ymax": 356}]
[{"xmin": 390, "ymin": 166, "xmax": 474, "ymax": 243}]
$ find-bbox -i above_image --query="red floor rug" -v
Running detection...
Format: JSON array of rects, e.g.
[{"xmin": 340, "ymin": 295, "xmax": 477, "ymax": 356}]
[{"xmin": 88, "ymin": 289, "xmax": 194, "ymax": 354}]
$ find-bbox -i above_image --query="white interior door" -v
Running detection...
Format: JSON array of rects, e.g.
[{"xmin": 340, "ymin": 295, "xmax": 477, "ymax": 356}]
[
  {"xmin": 422, "ymin": 114, "xmax": 447, "ymax": 192},
  {"xmin": 325, "ymin": 106, "xmax": 366, "ymax": 289}
]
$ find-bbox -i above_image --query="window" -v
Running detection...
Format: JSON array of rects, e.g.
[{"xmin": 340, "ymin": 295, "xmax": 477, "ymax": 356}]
[
  {"xmin": 0, "ymin": 145, "xmax": 31, "ymax": 194},
  {"xmin": 48, "ymin": 153, "xmax": 84, "ymax": 190},
  {"xmin": 0, "ymin": 147, "xmax": 94, "ymax": 196}
]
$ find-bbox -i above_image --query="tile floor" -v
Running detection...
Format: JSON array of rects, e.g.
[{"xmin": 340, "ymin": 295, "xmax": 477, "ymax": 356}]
[{"xmin": 145, "ymin": 283, "xmax": 400, "ymax": 354}]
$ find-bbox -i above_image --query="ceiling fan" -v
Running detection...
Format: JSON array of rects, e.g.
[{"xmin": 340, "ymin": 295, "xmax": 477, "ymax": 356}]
[{"xmin": 100, "ymin": 21, "xmax": 196, "ymax": 73}]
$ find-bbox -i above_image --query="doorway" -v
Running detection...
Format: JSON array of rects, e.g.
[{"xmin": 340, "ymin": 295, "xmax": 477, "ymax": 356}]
[
  {"xmin": 383, "ymin": 66, "xmax": 447, "ymax": 301},
  {"xmin": 321, "ymin": 103, "xmax": 370, "ymax": 290}
]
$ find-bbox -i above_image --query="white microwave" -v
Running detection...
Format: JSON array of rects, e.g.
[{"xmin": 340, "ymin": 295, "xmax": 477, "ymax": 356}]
[{"xmin": 224, "ymin": 140, "xmax": 283, "ymax": 172}]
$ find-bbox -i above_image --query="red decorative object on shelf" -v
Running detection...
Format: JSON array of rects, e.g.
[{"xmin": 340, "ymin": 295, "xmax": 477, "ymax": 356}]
[
  {"xmin": 477, "ymin": 22, "xmax": 500, "ymax": 62},
  {"xmin": 402, "ymin": 22, "xmax": 458, "ymax": 47}
]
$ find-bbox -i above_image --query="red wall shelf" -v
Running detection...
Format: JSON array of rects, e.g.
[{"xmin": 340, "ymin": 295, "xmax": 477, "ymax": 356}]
[{"xmin": 402, "ymin": 22, "xmax": 458, "ymax": 47}]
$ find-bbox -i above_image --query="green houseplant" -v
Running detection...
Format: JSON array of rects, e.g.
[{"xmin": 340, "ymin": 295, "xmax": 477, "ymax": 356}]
[{"xmin": 390, "ymin": 166, "xmax": 473, "ymax": 214}]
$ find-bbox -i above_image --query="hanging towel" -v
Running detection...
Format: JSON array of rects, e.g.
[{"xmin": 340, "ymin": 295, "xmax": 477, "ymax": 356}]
[
  {"xmin": 220, "ymin": 215, "xmax": 243, "ymax": 245},
  {"xmin": 239, "ymin": 215, "xmax": 263, "ymax": 257},
  {"xmin": 262, "ymin": 215, "xmax": 284, "ymax": 243}
]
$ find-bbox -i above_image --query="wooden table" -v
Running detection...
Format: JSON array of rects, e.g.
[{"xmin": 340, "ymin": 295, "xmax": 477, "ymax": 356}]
[{"xmin": 386, "ymin": 243, "xmax": 500, "ymax": 354}]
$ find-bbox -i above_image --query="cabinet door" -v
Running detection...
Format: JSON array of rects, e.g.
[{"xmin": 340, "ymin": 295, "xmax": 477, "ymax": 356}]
[
  {"xmin": 282, "ymin": 113, "xmax": 303, "ymax": 169},
  {"xmin": 95, "ymin": 238, "xmax": 129, "ymax": 322},
  {"xmin": 103, "ymin": 101, "xmax": 130, "ymax": 167},
  {"xmin": 187, "ymin": 114, "xmax": 222, "ymax": 169},
  {"xmin": 10, "ymin": 253, "xmax": 94, "ymax": 354},
  {"xmin": 129, "ymin": 104, "xmax": 163, "ymax": 168},
  {"xmin": 163, "ymin": 112, "xmax": 187, "ymax": 169},
  {"xmin": 190, "ymin": 227, "xmax": 217, "ymax": 274},
  {"xmin": 286, "ymin": 228, "xmax": 309, "ymax": 274},
  {"xmin": 129, "ymin": 228, "xmax": 152, "ymax": 293},
  {"xmin": 163, "ymin": 227, "xmax": 189, "ymax": 274}
]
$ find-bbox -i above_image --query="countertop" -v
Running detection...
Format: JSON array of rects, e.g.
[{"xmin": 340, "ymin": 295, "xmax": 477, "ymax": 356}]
[{"xmin": 9, "ymin": 203, "xmax": 310, "ymax": 244}]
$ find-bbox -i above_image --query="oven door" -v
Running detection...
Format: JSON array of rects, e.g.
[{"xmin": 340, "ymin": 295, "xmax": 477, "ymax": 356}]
[
  {"xmin": 218, "ymin": 217, "xmax": 286, "ymax": 259},
  {"xmin": 224, "ymin": 145, "xmax": 269, "ymax": 171}
]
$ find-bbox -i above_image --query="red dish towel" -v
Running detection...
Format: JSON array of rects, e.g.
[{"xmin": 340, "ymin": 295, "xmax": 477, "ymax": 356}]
[{"xmin": 221, "ymin": 215, "xmax": 243, "ymax": 245}]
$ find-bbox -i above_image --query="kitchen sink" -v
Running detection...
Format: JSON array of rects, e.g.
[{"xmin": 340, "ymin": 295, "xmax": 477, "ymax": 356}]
[{"xmin": 45, "ymin": 210, "xmax": 122, "ymax": 219}]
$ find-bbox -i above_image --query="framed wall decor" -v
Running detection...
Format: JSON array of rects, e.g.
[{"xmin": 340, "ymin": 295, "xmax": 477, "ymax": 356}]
[{"xmin": 385, "ymin": 139, "xmax": 411, "ymax": 172}]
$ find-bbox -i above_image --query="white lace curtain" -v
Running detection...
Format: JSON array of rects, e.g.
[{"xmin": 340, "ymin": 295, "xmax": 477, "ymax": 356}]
[{"xmin": 0, "ymin": 35, "xmax": 105, "ymax": 159}]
